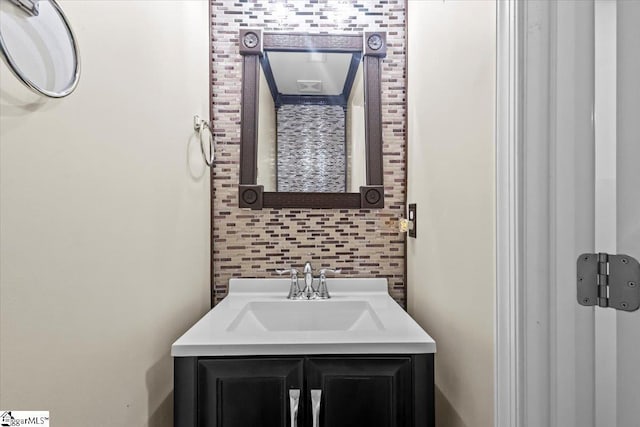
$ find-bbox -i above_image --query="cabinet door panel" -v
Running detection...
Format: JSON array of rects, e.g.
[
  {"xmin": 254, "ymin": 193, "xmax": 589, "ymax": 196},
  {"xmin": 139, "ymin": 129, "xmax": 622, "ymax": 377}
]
[
  {"xmin": 306, "ymin": 357, "xmax": 412, "ymax": 427},
  {"xmin": 198, "ymin": 358, "xmax": 304, "ymax": 427}
]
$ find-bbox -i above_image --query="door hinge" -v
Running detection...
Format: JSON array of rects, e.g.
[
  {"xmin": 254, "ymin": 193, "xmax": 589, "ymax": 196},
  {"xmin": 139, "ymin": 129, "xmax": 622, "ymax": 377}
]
[{"xmin": 577, "ymin": 253, "xmax": 640, "ymax": 311}]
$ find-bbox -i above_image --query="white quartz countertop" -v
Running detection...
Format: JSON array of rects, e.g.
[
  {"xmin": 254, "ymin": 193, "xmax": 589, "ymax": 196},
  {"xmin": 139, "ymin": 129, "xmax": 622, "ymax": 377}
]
[{"xmin": 171, "ymin": 278, "xmax": 436, "ymax": 357}]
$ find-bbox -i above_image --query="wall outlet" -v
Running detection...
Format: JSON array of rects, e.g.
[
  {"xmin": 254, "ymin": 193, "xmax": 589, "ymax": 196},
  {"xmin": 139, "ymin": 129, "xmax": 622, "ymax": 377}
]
[{"xmin": 408, "ymin": 204, "xmax": 417, "ymax": 238}]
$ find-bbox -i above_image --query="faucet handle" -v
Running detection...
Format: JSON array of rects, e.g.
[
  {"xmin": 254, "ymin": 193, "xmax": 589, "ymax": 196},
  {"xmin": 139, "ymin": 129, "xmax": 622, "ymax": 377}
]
[
  {"xmin": 276, "ymin": 268, "xmax": 303, "ymax": 300},
  {"xmin": 316, "ymin": 269, "xmax": 340, "ymax": 299},
  {"xmin": 276, "ymin": 267, "xmax": 299, "ymax": 276}
]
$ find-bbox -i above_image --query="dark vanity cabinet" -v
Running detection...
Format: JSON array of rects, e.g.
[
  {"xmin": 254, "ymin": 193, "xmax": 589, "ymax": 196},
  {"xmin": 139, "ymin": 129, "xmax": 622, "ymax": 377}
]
[
  {"xmin": 306, "ymin": 357, "xmax": 412, "ymax": 427},
  {"xmin": 175, "ymin": 354, "xmax": 434, "ymax": 427},
  {"xmin": 197, "ymin": 358, "xmax": 304, "ymax": 427}
]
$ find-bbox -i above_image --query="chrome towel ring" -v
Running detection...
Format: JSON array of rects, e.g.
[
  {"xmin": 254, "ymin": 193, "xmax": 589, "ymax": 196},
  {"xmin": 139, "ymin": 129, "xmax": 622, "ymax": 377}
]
[
  {"xmin": 194, "ymin": 115, "xmax": 214, "ymax": 168},
  {"xmin": 0, "ymin": 0, "xmax": 81, "ymax": 98}
]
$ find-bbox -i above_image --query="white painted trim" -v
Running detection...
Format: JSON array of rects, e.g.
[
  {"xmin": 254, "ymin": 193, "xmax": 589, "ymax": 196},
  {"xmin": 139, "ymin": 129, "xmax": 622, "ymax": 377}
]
[
  {"xmin": 495, "ymin": 1, "xmax": 522, "ymax": 426},
  {"xmin": 498, "ymin": 2, "xmax": 601, "ymax": 426},
  {"xmin": 594, "ymin": 1, "xmax": 618, "ymax": 425}
]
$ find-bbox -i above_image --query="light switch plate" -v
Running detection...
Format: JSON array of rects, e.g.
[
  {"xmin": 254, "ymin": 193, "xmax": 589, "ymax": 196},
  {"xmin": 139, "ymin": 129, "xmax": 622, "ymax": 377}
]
[{"xmin": 408, "ymin": 204, "xmax": 417, "ymax": 238}]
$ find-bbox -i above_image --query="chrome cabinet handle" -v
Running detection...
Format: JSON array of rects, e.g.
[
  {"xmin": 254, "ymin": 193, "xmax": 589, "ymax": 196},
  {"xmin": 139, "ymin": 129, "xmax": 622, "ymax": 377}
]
[
  {"xmin": 289, "ymin": 389, "xmax": 300, "ymax": 427},
  {"xmin": 311, "ymin": 389, "xmax": 322, "ymax": 427}
]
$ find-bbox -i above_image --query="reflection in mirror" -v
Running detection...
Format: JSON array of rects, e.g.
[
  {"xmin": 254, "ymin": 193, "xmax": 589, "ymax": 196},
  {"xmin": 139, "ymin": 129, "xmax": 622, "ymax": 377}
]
[
  {"xmin": 256, "ymin": 51, "xmax": 366, "ymax": 193},
  {"xmin": 0, "ymin": 0, "xmax": 80, "ymax": 97}
]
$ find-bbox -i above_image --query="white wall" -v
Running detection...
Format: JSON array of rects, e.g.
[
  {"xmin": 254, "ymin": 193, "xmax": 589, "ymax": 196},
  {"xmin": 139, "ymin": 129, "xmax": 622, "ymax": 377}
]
[
  {"xmin": 347, "ymin": 63, "xmax": 365, "ymax": 192},
  {"xmin": 257, "ymin": 66, "xmax": 276, "ymax": 191},
  {"xmin": 0, "ymin": 2, "xmax": 210, "ymax": 426},
  {"xmin": 406, "ymin": 2, "xmax": 495, "ymax": 427}
]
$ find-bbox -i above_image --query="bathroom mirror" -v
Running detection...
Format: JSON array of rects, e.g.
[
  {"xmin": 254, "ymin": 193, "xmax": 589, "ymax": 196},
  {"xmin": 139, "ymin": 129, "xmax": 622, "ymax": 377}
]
[
  {"xmin": 257, "ymin": 51, "xmax": 365, "ymax": 194},
  {"xmin": 0, "ymin": 0, "xmax": 80, "ymax": 98},
  {"xmin": 238, "ymin": 30, "xmax": 387, "ymax": 209}
]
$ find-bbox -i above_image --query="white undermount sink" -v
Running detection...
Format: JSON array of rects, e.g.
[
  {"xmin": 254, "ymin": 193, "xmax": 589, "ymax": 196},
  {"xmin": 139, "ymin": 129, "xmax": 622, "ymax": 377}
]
[{"xmin": 227, "ymin": 300, "xmax": 384, "ymax": 332}]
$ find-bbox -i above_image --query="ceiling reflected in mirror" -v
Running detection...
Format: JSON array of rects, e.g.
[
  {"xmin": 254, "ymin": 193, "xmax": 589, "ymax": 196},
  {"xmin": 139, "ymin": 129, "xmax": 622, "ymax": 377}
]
[{"xmin": 261, "ymin": 51, "xmax": 362, "ymax": 106}]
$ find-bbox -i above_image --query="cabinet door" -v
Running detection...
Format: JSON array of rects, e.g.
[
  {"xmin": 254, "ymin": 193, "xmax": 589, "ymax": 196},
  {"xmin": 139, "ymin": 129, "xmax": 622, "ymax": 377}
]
[
  {"xmin": 306, "ymin": 357, "xmax": 412, "ymax": 427},
  {"xmin": 198, "ymin": 358, "xmax": 304, "ymax": 427}
]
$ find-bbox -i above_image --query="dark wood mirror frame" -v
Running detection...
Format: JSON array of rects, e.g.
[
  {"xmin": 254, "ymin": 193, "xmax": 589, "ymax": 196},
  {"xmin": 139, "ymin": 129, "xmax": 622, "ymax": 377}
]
[{"xmin": 238, "ymin": 30, "xmax": 387, "ymax": 209}]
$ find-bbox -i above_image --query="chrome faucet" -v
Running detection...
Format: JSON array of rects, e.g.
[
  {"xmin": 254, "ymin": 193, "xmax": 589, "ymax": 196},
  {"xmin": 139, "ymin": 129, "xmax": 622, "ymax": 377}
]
[
  {"xmin": 276, "ymin": 267, "xmax": 302, "ymax": 299},
  {"xmin": 277, "ymin": 263, "xmax": 341, "ymax": 300},
  {"xmin": 317, "ymin": 268, "xmax": 341, "ymax": 299},
  {"xmin": 302, "ymin": 262, "xmax": 316, "ymax": 299}
]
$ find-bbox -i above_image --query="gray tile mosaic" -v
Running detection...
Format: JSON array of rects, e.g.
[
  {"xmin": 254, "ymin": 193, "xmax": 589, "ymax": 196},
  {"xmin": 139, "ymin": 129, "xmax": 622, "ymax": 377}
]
[{"xmin": 277, "ymin": 105, "xmax": 346, "ymax": 192}]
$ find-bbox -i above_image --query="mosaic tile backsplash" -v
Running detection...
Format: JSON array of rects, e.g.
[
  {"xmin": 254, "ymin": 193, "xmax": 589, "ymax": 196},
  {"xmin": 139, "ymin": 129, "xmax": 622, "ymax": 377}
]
[
  {"xmin": 277, "ymin": 105, "xmax": 346, "ymax": 193},
  {"xmin": 211, "ymin": 0, "xmax": 407, "ymax": 305}
]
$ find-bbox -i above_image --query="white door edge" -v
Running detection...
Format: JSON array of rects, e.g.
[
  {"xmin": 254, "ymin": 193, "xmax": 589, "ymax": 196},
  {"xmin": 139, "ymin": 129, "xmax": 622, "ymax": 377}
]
[
  {"xmin": 495, "ymin": 1, "xmax": 522, "ymax": 426},
  {"xmin": 594, "ymin": 1, "xmax": 618, "ymax": 425}
]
